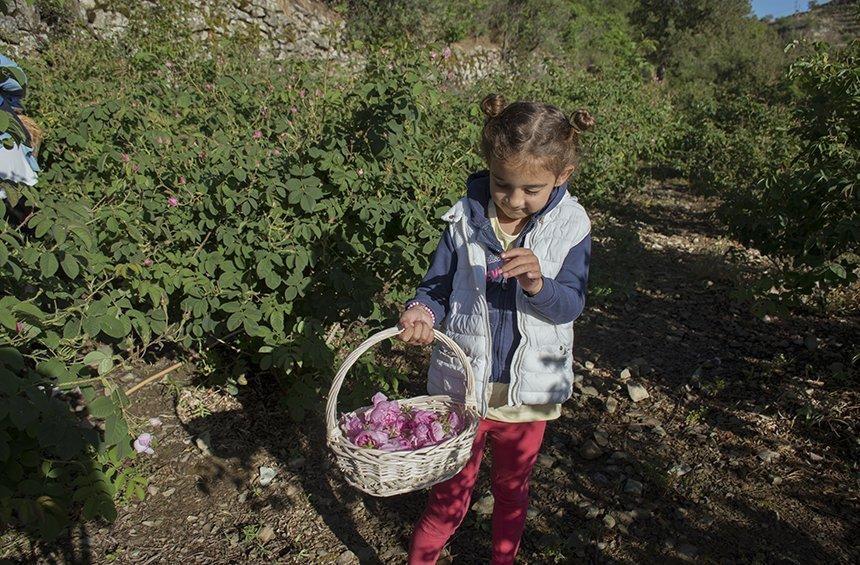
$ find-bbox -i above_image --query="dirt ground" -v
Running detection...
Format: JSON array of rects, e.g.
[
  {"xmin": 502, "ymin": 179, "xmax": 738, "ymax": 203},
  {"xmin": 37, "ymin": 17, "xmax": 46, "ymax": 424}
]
[{"xmin": 4, "ymin": 180, "xmax": 858, "ymax": 564}]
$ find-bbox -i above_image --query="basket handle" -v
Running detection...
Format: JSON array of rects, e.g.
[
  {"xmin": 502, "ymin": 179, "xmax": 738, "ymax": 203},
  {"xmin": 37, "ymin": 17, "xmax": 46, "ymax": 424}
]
[{"xmin": 325, "ymin": 326, "xmax": 477, "ymax": 443}]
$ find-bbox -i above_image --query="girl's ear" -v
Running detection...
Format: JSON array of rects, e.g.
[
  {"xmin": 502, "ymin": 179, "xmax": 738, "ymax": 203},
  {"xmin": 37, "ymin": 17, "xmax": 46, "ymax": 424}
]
[{"xmin": 555, "ymin": 165, "xmax": 575, "ymax": 187}]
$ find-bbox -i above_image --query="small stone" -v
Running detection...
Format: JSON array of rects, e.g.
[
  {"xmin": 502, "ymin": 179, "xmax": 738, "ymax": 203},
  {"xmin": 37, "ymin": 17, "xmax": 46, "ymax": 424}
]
[
  {"xmin": 581, "ymin": 386, "xmax": 600, "ymax": 397},
  {"xmin": 472, "ymin": 494, "xmax": 494, "ymax": 516},
  {"xmin": 195, "ymin": 432, "xmax": 213, "ymax": 457},
  {"xmin": 258, "ymin": 525, "xmax": 275, "ymax": 544},
  {"xmin": 286, "ymin": 484, "xmax": 301, "ymax": 497},
  {"xmin": 620, "ymin": 368, "xmax": 632, "ymax": 381},
  {"xmin": 757, "ymin": 450, "xmax": 780, "ymax": 464},
  {"xmin": 618, "ymin": 511, "xmax": 635, "ymax": 525},
  {"xmin": 627, "ymin": 382, "xmax": 650, "ymax": 402},
  {"xmin": 593, "ymin": 430, "xmax": 609, "ymax": 447},
  {"xmin": 808, "ymin": 452, "xmax": 824, "ymax": 462},
  {"xmin": 526, "ymin": 507, "xmax": 539, "ymax": 519},
  {"xmin": 623, "ymin": 479, "xmax": 644, "ymax": 496},
  {"xmin": 537, "ymin": 454, "xmax": 555, "ymax": 468},
  {"xmin": 147, "ymin": 485, "xmax": 160, "ymax": 496},
  {"xmin": 771, "ymin": 476, "xmax": 783, "ymax": 486},
  {"xmin": 238, "ymin": 492, "xmax": 247, "ymax": 503},
  {"xmin": 603, "ymin": 514, "xmax": 616, "ymax": 529},
  {"xmin": 162, "ymin": 487, "xmax": 176, "ymax": 498},
  {"xmin": 585, "ymin": 505, "xmax": 601, "ymax": 519},
  {"xmin": 142, "ymin": 520, "xmax": 156, "ymax": 527},
  {"xmin": 120, "ymin": 373, "xmax": 136, "ymax": 383},
  {"xmin": 579, "ymin": 440, "xmax": 603, "ymax": 460},
  {"xmin": 336, "ymin": 550, "xmax": 357, "ymax": 564},
  {"xmin": 669, "ymin": 464, "xmax": 691, "ymax": 477},
  {"xmin": 605, "ymin": 396, "xmax": 618, "ymax": 414},
  {"xmin": 585, "ymin": 361, "xmax": 595, "ymax": 370},
  {"xmin": 572, "ymin": 373, "xmax": 584, "ymax": 385},
  {"xmin": 259, "ymin": 466, "xmax": 278, "ymax": 486},
  {"xmin": 186, "ymin": 515, "xmax": 198, "ymax": 522}
]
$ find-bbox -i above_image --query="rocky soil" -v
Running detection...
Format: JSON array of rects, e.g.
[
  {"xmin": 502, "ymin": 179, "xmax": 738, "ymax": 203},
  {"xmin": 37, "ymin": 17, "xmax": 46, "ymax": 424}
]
[{"xmin": 4, "ymin": 180, "xmax": 857, "ymax": 564}]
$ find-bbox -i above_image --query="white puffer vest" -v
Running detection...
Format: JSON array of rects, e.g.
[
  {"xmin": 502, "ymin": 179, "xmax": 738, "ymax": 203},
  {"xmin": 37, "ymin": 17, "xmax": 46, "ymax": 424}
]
[{"xmin": 426, "ymin": 191, "xmax": 591, "ymax": 416}]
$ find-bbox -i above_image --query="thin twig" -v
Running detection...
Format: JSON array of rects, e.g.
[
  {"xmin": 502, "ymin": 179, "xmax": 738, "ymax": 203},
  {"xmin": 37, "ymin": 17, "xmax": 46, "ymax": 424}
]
[{"xmin": 126, "ymin": 362, "xmax": 183, "ymax": 396}]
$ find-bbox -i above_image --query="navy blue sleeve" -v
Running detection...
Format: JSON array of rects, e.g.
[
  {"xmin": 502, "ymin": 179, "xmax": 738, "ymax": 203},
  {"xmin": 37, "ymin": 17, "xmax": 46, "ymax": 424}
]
[
  {"xmin": 523, "ymin": 233, "xmax": 591, "ymax": 324},
  {"xmin": 406, "ymin": 228, "xmax": 458, "ymax": 328}
]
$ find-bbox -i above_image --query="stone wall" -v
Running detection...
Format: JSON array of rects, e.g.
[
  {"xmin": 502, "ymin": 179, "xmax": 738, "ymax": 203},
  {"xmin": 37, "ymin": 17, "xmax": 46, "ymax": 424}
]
[{"xmin": 0, "ymin": 0, "xmax": 347, "ymax": 60}]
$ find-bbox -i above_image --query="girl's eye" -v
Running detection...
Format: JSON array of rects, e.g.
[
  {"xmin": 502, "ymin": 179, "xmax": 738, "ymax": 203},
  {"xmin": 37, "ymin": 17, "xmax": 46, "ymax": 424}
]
[{"xmin": 526, "ymin": 190, "xmax": 541, "ymax": 195}]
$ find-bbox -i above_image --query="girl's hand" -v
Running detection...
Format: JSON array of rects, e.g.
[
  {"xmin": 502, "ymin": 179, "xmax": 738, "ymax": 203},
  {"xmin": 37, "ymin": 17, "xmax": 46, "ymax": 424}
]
[
  {"xmin": 398, "ymin": 306, "xmax": 435, "ymax": 345},
  {"xmin": 500, "ymin": 248, "xmax": 544, "ymax": 296}
]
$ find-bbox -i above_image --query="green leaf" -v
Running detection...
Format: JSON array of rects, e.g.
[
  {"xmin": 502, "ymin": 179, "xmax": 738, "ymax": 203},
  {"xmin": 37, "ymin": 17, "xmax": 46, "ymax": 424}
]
[
  {"xmin": 97, "ymin": 357, "xmax": 113, "ymax": 376},
  {"xmin": 101, "ymin": 316, "xmax": 131, "ymax": 339},
  {"xmin": 829, "ymin": 263, "xmax": 847, "ymax": 279},
  {"xmin": 40, "ymin": 252, "xmax": 59, "ymax": 278},
  {"xmin": 0, "ymin": 346, "xmax": 24, "ymax": 371},
  {"xmin": 61, "ymin": 253, "xmax": 80, "ymax": 279},
  {"xmin": 83, "ymin": 350, "xmax": 108, "ymax": 366},
  {"xmin": 0, "ymin": 307, "xmax": 15, "ymax": 331},
  {"xmin": 36, "ymin": 359, "xmax": 69, "ymax": 381},
  {"xmin": 13, "ymin": 302, "xmax": 45, "ymax": 319},
  {"xmin": 88, "ymin": 396, "xmax": 115, "ymax": 419}
]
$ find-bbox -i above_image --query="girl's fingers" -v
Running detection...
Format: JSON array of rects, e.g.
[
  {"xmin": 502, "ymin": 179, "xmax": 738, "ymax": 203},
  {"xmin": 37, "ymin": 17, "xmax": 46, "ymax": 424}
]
[
  {"xmin": 500, "ymin": 256, "xmax": 538, "ymax": 275},
  {"xmin": 500, "ymin": 248, "xmax": 532, "ymax": 259},
  {"xmin": 504, "ymin": 264, "xmax": 540, "ymax": 279},
  {"xmin": 398, "ymin": 325, "xmax": 415, "ymax": 342},
  {"xmin": 420, "ymin": 323, "xmax": 435, "ymax": 344}
]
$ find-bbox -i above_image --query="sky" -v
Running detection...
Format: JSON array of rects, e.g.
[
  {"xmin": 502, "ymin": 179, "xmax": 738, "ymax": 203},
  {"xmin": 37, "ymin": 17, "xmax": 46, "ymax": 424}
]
[{"xmin": 750, "ymin": 0, "xmax": 825, "ymax": 19}]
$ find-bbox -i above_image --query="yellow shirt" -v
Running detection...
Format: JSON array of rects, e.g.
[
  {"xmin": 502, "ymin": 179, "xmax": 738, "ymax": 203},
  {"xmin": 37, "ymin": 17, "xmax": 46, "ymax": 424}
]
[{"xmin": 484, "ymin": 201, "xmax": 562, "ymax": 423}]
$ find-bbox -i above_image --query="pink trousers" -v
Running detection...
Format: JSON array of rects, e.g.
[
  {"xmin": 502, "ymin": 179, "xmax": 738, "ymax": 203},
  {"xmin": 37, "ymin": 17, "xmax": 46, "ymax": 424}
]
[{"xmin": 408, "ymin": 417, "xmax": 548, "ymax": 564}]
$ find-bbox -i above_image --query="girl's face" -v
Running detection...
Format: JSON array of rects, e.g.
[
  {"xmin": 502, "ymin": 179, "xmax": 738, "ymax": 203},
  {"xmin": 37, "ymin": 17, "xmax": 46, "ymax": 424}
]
[{"xmin": 489, "ymin": 158, "xmax": 574, "ymax": 222}]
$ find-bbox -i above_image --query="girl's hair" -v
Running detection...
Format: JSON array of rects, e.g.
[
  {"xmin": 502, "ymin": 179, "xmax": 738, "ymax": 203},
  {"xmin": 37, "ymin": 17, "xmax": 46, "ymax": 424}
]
[{"xmin": 479, "ymin": 93, "xmax": 595, "ymax": 175}]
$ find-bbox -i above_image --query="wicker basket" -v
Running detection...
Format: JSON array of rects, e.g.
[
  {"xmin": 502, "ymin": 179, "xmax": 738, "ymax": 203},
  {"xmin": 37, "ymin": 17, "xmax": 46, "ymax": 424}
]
[{"xmin": 325, "ymin": 326, "xmax": 480, "ymax": 497}]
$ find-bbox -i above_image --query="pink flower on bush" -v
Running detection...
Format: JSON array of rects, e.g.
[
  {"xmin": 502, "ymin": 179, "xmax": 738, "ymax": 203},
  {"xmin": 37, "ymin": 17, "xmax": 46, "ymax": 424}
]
[
  {"xmin": 299, "ymin": 88, "xmax": 307, "ymax": 98},
  {"xmin": 290, "ymin": 106, "xmax": 298, "ymax": 114},
  {"xmin": 357, "ymin": 168, "xmax": 364, "ymax": 177},
  {"xmin": 253, "ymin": 130, "xmax": 263, "ymax": 140},
  {"xmin": 133, "ymin": 433, "xmax": 154, "ymax": 454},
  {"xmin": 443, "ymin": 46, "xmax": 452, "ymax": 60},
  {"xmin": 167, "ymin": 196, "xmax": 179, "ymax": 207},
  {"xmin": 430, "ymin": 51, "xmax": 438, "ymax": 60},
  {"xmin": 121, "ymin": 153, "xmax": 130, "ymax": 163},
  {"xmin": 15, "ymin": 321, "xmax": 24, "ymax": 334},
  {"xmin": 143, "ymin": 258, "xmax": 153, "ymax": 267},
  {"xmin": 272, "ymin": 148, "xmax": 282, "ymax": 157},
  {"xmin": 131, "ymin": 163, "xmax": 140, "ymax": 173},
  {"xmin": 178, "ymin": 176, "xmax": 186, "ymax": 185}
]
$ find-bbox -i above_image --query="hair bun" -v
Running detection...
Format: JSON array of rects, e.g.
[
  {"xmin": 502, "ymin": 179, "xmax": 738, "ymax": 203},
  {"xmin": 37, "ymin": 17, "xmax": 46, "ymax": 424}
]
[
  {"xmin": 570, "ymin": 109, "xmax": 595, "ymax": 132},
  {"xmin": 481, "ymin": 94, "xmax": 507, "ymax": 120}
]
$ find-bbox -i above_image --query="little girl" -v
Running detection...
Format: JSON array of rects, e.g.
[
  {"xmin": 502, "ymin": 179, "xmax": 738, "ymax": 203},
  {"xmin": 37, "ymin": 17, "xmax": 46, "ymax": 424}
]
[{"xmin": 398, "ymin": 93, "xmax": 594, "ymax": 564}]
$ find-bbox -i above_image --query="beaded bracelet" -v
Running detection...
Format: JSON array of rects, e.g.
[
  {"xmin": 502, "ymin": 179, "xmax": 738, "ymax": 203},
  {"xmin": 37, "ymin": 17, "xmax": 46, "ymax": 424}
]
[{"xmin": 406, "ymin": 301, "xmax": 436, "ymax": 327}]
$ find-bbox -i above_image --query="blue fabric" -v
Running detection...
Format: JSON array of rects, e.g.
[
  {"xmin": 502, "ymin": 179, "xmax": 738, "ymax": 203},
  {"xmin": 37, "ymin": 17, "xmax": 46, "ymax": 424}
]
[
  {"xmin": 0, "ymin": 53, "xmax": 38, "ymax": 184},
  {"xmin": 408, "ymin": 170, "xmax": 591, "ymax": 384},
  {"xmin": 0, "ymin": 54, "xmax": 26, "ymax": 111}
]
